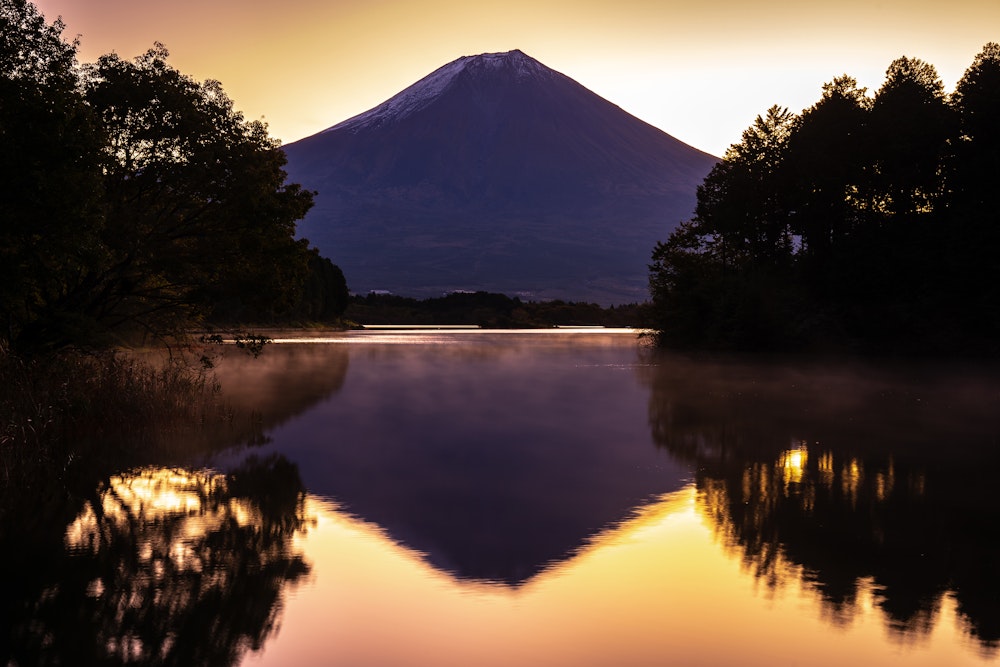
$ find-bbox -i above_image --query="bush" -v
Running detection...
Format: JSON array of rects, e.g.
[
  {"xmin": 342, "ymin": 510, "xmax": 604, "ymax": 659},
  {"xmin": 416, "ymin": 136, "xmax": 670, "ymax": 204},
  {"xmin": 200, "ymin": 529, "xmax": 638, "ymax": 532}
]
[{"xmin": 0, "ymin": 348, "xmax": 225, "ymax": 489}]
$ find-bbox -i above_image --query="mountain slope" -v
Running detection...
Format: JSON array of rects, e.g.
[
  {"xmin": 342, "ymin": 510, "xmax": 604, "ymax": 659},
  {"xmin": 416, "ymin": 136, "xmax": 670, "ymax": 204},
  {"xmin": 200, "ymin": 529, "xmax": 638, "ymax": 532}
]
[{"xmin": 282, "ymin": 50, "xmax": 717, "ymax": 304}]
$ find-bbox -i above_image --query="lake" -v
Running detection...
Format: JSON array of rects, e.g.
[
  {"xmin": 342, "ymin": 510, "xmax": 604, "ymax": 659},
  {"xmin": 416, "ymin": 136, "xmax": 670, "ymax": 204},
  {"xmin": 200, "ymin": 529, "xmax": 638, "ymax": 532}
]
[{"xmin": 4, "ymin": 330, "xmax": 1000, "ymax": 666}]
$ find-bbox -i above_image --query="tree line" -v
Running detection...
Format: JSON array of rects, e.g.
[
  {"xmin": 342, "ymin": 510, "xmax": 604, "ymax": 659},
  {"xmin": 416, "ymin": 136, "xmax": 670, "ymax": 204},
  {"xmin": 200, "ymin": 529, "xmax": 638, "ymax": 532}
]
[
  {"xmin": 1, "ymin": 0, "xmax": 347, "ymax": 355},
  {"xmin": 649, "ymin": 44, "xmax": 1000, "ymax": 355},
  {"xmin": 345, "ymin": 291, "xmax": 645, "ymax": 328}
]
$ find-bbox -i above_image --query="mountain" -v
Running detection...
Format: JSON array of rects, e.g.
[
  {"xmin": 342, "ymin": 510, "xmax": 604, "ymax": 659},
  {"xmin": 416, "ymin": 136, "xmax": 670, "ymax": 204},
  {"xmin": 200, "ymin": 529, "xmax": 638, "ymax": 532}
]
[{"xmin": 282, "ymin": 50, "xmax": 718, "ymax": 304}]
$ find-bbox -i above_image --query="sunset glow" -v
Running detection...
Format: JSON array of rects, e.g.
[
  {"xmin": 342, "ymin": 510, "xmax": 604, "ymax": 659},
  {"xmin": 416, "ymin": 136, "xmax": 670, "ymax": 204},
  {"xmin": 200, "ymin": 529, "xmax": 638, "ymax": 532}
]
[
  {"xmin": 33, "ymin": 0, "xmax": 1000, "ymax": 155},
  {"xmin": 242, "ymin": 486, "xmax": 990, "ymax": 667}
]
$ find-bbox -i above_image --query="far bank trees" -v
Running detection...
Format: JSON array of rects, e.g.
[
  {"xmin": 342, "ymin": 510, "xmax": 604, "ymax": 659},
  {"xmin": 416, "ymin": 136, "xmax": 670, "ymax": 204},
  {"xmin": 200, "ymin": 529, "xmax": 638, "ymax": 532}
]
[
  {"xmin": 649, "ymin": 45, "xmax": 1000, "ymax": 354},
  {"xmin": 1, "ymin": 1, "xmax": 347, "ymax": 354}
]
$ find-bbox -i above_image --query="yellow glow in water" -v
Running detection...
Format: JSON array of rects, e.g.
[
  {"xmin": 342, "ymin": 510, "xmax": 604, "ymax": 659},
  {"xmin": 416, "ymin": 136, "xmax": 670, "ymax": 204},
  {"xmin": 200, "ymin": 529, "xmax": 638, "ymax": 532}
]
[
  {"xmin": 60, "ymin": 467, "xmax": 993, "ymax": 667},
  {"xmin": 781, "ymin": 444, "xmax": 808, "ymax": 488},
  {"xmin": 843, "ymin": 458, "xmax": 863, "ymax": 504},
  {"xmin": 818, "ymin": 450, "xmax": 835, "ymax": 487},
  {"xmin": 241, "ymin": 486, "xmax": 993, "ymax": 667}
]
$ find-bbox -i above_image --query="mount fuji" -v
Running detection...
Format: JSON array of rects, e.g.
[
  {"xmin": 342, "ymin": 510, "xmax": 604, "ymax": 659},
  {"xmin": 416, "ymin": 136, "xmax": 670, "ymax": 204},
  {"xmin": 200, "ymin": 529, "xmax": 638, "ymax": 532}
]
[{"xmin": 282, "ymin": 50, "xmax": 717, "ymax": 304}]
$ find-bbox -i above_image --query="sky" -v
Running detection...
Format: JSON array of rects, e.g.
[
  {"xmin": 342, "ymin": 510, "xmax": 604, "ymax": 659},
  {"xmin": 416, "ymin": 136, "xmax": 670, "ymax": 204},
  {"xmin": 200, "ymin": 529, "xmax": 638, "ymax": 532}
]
[{"xmin": 33, "ymin": 0, "xmax": 1000, "ymax": 157}]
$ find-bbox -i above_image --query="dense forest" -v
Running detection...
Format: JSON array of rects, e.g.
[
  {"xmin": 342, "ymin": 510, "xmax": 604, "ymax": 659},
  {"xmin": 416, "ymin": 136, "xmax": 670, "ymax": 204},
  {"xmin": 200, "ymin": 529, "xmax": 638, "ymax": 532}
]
[
  {"xmin": 1, "ymin": 0, "xmax": 347, "ymax": 356},
  {"xmin": 649, "ymin": 44, "xmax": 1000, "ymax": 355},
  {"xmin": 344, "ymin": 291, "xmax": 645, "ymax": 328}
]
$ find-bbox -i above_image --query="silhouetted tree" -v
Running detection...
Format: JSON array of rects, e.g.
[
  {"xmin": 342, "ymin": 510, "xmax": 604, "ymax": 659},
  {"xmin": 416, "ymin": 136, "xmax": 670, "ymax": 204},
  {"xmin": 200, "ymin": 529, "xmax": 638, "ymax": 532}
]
[
  {"xmin": 67, "ymin": 45, "xmax": 315, "ymax": 345},
  {"xmin": 945, "ymin": 43, "xmax": 1000, "ymax": 344},
  {"xmin": 858, "ymin": 58, "xmax": 956, "ymax": 342},
  {"xmin": 344, "ymin": 291, "xmax": 643, "ymax": 327},
  {"xmin": 784, "ymin": 77, "xmax": 870, "ymax": 292},
  {"xmin": 866, "ymin": 57, "xmax": 953, "ymax": 220},
  {"xmin": 699, "ymin": 105, "xmax": 797, "ymax": 267},
  {"xmin": 0, "ymin": 0, "xmax": 104, "ymax": 350},
  {"xmin": 649, "ymin": 47, "xmax": 1000, "ymax": 354},
  {"xmin": 950, "ymin": 42, "xmax": 1000, "ymax": 221},
  {"xmin": 294, "ymin": 251, "xmax": 350, "ymax": 322},
  {"xmin": 648, "ymin": 221, "xmax": 726, "ymax": 346},
  {"xmin": 2, "ymin": 5, "xmax": 343, "ymax": 353},
  {"xmin": 649, "ymin": 106, "xmax": 802, "ymax": 349}
]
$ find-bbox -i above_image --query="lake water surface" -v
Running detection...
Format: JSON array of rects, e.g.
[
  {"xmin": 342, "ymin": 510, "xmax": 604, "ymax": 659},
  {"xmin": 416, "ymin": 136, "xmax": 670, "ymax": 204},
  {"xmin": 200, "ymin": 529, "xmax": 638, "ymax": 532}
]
[{"xmin": 5, "ymin": 331, "xmax": 1000, "ymax": 666}]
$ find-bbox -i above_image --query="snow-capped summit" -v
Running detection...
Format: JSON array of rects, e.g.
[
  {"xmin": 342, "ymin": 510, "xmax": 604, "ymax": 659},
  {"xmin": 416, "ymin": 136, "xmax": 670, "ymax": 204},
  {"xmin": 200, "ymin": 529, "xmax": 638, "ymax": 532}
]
[
  {"xmin": 326, "ymin": 50, "xmax": 554, "ymax": 134},
  {"xmin": 458, "ymin": 49, "xmax": 552, "ymax": 78},
  {"xmin": 283, "ymin": 50, "xmax": 717, "ymax": 304}
]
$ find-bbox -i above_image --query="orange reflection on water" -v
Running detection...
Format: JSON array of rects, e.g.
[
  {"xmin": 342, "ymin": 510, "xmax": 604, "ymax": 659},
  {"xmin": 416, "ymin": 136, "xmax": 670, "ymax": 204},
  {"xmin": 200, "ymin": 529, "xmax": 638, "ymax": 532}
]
[
  {"xmin": 243, "ymin": 486, "xmax": 991, "ymax": 667},
  {"xmin": 781, "ymin": 444, "xmax": 808, "ymax": 488},
  {"xmin": 843, "ymin": 458, "xmax": 863, "ymax": 505},
  {"xmin": 65, "ymin": 468, "xmax": 225, "ymax": 556},
  {"xmin": 57, "ymin": 465, "xmax": 312, "ymax": 666}
]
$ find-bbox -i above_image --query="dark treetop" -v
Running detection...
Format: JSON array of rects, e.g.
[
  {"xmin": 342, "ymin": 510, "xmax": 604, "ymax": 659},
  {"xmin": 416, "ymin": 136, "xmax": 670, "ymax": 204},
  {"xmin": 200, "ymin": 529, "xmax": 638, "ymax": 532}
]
[{"xmin": 648, "ymin": 45, "xmax": 1000, "ymax": 355}]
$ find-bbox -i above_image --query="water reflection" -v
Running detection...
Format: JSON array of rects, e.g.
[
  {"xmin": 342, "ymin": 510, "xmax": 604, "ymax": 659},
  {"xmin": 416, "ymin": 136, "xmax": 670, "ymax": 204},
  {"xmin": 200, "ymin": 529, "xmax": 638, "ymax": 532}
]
[
  {"xmin": 207, "ymin": 342, "xmax": 350, "ymax": 446},
  {"xmin": 6, "ymin": 334, "xmax": 1000, "ymax": 666},
  {"xmin": 641, "ymin": 354, "xmax": 1000, "ymax": 653},
  {"xmin": 1, "ymin": 343, "xmax": 352, "ymax": 667},
  {"xmin": 2, "ymin": 457, "xmax": 312, "ymax": 666},
  {"xmin": 245, "ymin": 481, "xmax": 995, "ymax": 667},
  {"xmin": 223, "ymin": 333, "xmax": 690, "ymax": 585}
]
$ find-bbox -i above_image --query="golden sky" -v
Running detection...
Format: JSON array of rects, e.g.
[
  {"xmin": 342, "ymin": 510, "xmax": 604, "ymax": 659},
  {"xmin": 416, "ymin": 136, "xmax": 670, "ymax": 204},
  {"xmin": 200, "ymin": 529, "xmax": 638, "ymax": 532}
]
[{"xmin": 34, "ymin": 0, "xmax": 1000, "ymax": 156}]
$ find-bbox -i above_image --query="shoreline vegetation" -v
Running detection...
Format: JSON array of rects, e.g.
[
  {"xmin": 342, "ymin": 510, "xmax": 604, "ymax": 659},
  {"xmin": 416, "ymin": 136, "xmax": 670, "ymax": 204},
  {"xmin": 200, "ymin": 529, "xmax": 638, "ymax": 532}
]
[
  {"xmin": 341, "ymin": 292, "xmax": 647, "ymax": 329},
  {"xmin": 0, "ymin": 346, "xmax": 218, "ymax": 523},
  {"xmin": 1, "ymin": 0, "xmax": 345, "ymax": 497},
  {"xmin": 648, "ymin": 44, "xmax": 1000, "ymax": 356},
  {"xmin": 2, "ymin": 1, "xmax": 349, "ymax": 359}
]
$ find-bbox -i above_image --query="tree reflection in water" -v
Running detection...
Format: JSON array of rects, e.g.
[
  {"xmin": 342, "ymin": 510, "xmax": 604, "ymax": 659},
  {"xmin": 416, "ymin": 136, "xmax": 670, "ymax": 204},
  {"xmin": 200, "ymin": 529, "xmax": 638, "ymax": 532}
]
[
  {"xmin": 3, "ymin": 455, "xmax": 311, "ymax": 667},
  {"xmin": 641, "ymin": 354, "xmax": 1000, "ymax": 654},
  {"xmin": 1, "ymin": 342, "xmax": 350, "ymax": 665}
]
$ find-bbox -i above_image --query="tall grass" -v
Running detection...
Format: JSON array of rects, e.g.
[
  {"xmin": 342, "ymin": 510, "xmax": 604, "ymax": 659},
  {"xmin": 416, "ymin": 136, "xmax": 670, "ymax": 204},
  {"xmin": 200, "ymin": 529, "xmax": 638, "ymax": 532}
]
[{"xmin": 0, "ymin": 348, "xmax": 227, "ymax": 490}]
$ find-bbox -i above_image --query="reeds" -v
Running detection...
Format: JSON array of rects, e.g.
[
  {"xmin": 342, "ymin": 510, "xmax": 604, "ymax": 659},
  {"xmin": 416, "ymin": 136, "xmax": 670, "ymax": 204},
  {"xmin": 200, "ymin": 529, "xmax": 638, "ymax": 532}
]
[{"xmin": 0, "ymin": 348, "xmax": 226, "ymax": 489}]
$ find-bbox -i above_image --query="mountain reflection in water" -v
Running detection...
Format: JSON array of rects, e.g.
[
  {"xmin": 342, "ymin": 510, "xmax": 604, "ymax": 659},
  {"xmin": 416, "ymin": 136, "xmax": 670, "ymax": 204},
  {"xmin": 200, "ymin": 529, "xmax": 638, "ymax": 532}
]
[
  {"xmin": 3, "ymin": 332, "xmax": 1000, "ymax": 666},
  {"xmin": 224, "ymin": 333, "xmax": 689, "ymax": 586},
  {"xmin": 256, "ymin": 482, "xmax": 995, "ymax": 667}
]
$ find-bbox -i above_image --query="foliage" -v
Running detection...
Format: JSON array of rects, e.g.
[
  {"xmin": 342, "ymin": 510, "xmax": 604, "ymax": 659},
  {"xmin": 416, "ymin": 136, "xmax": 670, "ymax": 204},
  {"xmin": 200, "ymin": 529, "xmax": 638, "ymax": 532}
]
[
  {"xmin": 1, "ymin": 3, "xmax": 346, "ymax": 354},
  {"xmin": 79, "ymin": 45, "xmax": 316, "ymax": 336},
  {"xmin": 0, "ymin": 347, "xmax": 228, "ymax": 494},
  {"xmin": 0, "ymin": 353, "xmax": 210, "ymax": 446},
  {"xmin": 0, "ymin": 0, "xmax": 105, "ymax": 352},
  {"xmin": 210, "ymin": 249, "xmax": 350, "ymax": 325},
  {"xmin": 947, "ymin": 43, "xmax": 1000, "ymax": 340},
  {"xmin": 649, "ymin": 44, "xmax": 1000, "ymax": 355},
  {"xmin": 296, "ymin": 252, "xmax": 350, "ymax": 322},
  {"xmin": 345, "ymin": 291, "xmax": 647, "ymax": 328}
]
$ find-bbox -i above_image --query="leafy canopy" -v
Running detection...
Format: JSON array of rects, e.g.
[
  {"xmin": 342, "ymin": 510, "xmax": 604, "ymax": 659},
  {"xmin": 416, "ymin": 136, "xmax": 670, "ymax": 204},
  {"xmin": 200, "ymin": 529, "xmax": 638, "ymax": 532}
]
[
  {"xmin": 1, "ymin": 3, "xmax": 348, "ymax": 354},
  {"xmin": 649, "ymin": 44, "xmax": 1000, "ymax": 355}
]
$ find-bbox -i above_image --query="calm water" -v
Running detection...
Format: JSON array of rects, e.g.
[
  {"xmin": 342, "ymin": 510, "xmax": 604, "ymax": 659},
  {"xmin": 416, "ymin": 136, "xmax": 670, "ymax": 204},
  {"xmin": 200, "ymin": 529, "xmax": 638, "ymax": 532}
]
[{"xmin": 4, "ymin": 331, "xmax": 1000, "ymax": 666}]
